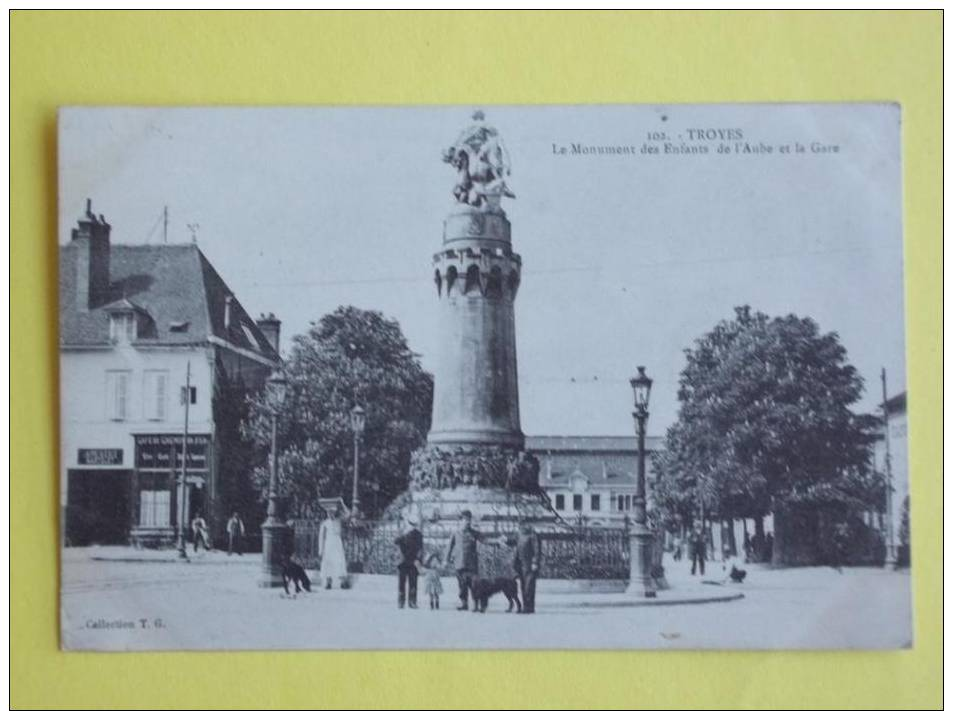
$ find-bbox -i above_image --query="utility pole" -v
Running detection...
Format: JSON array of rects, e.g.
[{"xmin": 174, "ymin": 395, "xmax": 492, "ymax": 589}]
[
  {"xmin": 177, "ymin": 361, "xmax": 191, "ymax": 560},
  {"xmin": 163, "ymin": 206, "xmax": 169, "ymax": 243},
  {"xmin": 881, "ymin": 368, "xmax": 896, "ymax": 568}
]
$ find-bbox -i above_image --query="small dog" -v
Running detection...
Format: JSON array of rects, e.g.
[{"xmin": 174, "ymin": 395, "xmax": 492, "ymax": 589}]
[
  {"xmin": 470, "ymin": 576, "xmax": 521, "ymax": 613},
  {"xmin": 282, "ymin": 559, "xmax": 312, "ymax": 594}
]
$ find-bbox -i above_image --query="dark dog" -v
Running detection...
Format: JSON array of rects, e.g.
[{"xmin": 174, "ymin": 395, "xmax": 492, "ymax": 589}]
[
  {"xmin": 470, "ymin": 576, "xmax": 521, "ymax": 613},
  {"xmin": 282, "ymin": 560, "xmax": 312, "ymax": 594}
]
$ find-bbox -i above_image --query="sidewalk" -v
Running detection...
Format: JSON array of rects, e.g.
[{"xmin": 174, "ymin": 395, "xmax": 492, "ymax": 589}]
[
  {"xmin": 331, "ymin": 572, "xmax": 743, "ymax": 607},
  {"xmin": 65, "ymin": 545, "xmax": 260, "ymax": 565}
]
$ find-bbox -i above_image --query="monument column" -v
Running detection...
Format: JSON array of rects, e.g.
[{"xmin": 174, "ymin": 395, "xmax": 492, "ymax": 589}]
[
  {"xmin": 407, "ymin": 112, "xmax": 541, "ymax": 523},
  {"xmin": 428, "ymin": 206, "xmax": 523, "ymax": 448}
]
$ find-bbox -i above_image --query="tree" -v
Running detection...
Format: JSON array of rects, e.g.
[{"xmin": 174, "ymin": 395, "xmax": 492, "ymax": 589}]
[
  {"xmin": 652, "ymin": 306, "xmax": 884, "ymax": 565},
  {"xmin": 897, "ymin": 495, "xmax": 910, "ymax": 568},
  {"xmin": 244, "ymin": 306, "xmax": 433, "ymax": 519}
]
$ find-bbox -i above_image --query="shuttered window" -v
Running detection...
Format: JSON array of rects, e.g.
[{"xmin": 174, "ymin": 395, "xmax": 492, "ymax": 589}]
[
  {"xmin": 106, "ymin": 370, "xmax": 130, "ymax": 421},
  {"xmin": 143, "ymin": 370, "xmax": 168, "ymax": 421}
]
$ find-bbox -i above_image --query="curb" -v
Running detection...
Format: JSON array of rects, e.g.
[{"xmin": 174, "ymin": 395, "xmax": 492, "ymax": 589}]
[
  {"xmin": 549, "ymin": 592, "xmax": 745, "ymax": 608},
  {"xmin": 89, "ymin": 556, "xmax": 259, "ymax": 565}
]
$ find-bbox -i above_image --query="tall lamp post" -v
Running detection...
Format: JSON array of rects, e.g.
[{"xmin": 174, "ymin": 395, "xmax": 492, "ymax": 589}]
[
  {"xmin": 350, "ymin": 404, "xmax": 366, "ymax": 519},
  {"xmin": 259, "ymin": 369, "xmax": 288, "ymax": 588},
  {"xmin": 626, "ymin": 366, "xmax": 656, "ymax": 598}
]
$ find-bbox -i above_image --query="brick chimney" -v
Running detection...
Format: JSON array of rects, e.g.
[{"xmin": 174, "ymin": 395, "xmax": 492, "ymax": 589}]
[
  {"xmin": 256, "ymin": 312, "xmax": 281, "ymax": 355},
  {"xmin": 70, "ymin": 198, "xmax": 111, "ymax": 310}
]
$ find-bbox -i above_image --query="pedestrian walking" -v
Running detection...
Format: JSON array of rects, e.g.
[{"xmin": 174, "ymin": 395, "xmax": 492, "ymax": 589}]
[
  {"xmin": 420, "ymin": 552, "xmax": 444, "ymax": 610},
  {"xmin": 319, "ymin": 505, "xmax": 348, "ymax": 589},
  {"xmin": 688, "ymin": 521, "xmax": 706, "ymax": 575},
  {"xmin": 513, "ymin": 521, "xmax": 542, "ymax": 614},
  {"xmin": 191, "ymin": 514, "xmax": 211, "ymax": 552},
  {"xmin": 227, "ymin": 512, "xmax": 245, "ymax": 556},
  {"xmin": 395, "ymin": 515, "xmax": 423, "ymax": 608}
]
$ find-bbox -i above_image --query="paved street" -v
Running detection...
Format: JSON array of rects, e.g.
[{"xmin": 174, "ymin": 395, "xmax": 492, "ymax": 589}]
[{"xmin": 61, "ymin": 548, "xmax": 911, "ymax": 651}]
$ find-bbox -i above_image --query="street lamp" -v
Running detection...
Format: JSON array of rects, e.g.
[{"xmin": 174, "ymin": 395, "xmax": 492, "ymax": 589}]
[
  {"xmin": 259, "ymin": 369, "xmax": 288, "ymax": 588},
  {"xmin": 350, "ymin": 404, "xmax": 366, "ymax": 519},
  {"xmin": 626, "ymin": 365, "xmax": 656, "ymax": 598}
]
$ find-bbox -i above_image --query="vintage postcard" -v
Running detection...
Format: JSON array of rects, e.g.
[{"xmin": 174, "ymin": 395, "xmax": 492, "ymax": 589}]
[{"xmin": 59, "ymin": 104, "xmax": 909, "ymax": 650}]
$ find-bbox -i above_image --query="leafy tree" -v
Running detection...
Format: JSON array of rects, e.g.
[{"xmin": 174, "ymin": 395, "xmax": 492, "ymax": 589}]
[
  {"xmin": 212, "ymin": 364, "xmax": 262, "ymax": 538},
  {"xmin": 244, "ymin": 306, "xmax": 433, "ymax": 519},
  {"xmin": 897, "ymin": 495, "xmax": 911, "ymax": 567},
  {"xmin": 652, "ymin": 306, "xmax": 884, "ymax": 564}
]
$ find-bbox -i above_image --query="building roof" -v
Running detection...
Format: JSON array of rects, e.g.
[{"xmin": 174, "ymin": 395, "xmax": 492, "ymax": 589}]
[
  {"xmin": 528, "ymin": 435, "xmax": 662, "ymax": 488},
  {"xmin": 60, "ymin": 242, "xmax": 279, "ymax": 361},
  {"xmin": 526, "ymin": 435, "xmax": 663, "ymax": 452},
  {"xmin": 883, "ymin": 391, "xmax": 906, "ymax": 415}
]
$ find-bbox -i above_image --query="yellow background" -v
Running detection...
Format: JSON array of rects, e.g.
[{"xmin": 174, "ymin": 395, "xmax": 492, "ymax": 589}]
[{"xmin": 11, "ymin": 10, "xmax": 941, "ymax": 710}]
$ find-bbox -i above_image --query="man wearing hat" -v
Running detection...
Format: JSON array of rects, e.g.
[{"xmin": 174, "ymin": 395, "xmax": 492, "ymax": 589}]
[
  {"xmin": 444, "ymin": 509, "xmax": 493, "ymax": 611},
  {"xmin": 514, "ymin": 520, "xmax": 543, "ymax": 614},
  {"xmin": 395, "ymin": 515, "xmax": 424, "ymax": 609}
]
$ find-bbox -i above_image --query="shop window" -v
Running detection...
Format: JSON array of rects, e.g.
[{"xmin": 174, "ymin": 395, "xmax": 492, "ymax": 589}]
[{"xmin": 139, "ymin": 490, "xmax": 171, "ymax": 527}]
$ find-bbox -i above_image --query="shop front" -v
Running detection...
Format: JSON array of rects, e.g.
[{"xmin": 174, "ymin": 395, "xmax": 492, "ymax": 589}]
[
  {"xmin": 130, "ymin": 433, "xmax": 211, "ymax": 548},
  {"xmin": 65, "ymin": 447, "xmax": 131, "ymax": 546}
]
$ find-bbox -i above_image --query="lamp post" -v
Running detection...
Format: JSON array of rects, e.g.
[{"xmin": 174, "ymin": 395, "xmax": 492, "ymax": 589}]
[
  {"xmin": 626, "ymin": 366, "xmax": 656, "ymax": 598},
  {"xmin": 350, "ymin": 404, "xmax": 366, "ymax": 519},
  {"xmin": 259, "ymin": 369, "xmax": 288, "ymax": 588}
]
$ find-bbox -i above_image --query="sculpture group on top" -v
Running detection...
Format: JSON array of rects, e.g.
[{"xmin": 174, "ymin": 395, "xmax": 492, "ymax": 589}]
[{"xmin": 442, "ymin": 110, "xmax": 516, "ymax": 209}]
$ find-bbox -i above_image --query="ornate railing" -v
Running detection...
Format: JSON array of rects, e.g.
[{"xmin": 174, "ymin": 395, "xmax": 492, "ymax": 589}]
[{"xmin": 291, "ymin": 517, "xmax": 631, "ymax": 579}]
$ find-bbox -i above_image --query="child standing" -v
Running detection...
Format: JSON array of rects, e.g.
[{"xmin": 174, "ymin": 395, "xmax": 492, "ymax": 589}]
[{"xmin": 420, "ymin": 553, "xmax": 443, "ymax": 610}]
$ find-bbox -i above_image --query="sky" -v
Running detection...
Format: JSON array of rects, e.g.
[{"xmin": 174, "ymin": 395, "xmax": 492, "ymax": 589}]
[{"xmin": 59, "ymin": 104, "xmax": 905, "ymax": 437}]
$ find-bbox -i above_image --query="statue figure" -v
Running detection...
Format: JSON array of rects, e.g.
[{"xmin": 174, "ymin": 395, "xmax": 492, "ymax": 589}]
[{"xmin": 443, "ymin": 111, "xmax": 515, "ymax": 209}]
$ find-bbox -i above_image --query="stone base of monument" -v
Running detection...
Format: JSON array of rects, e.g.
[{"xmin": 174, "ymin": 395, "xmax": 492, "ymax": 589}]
[
  {"xmin": 403, "ymin": 486, "xmax": 554, "ymax": 527},
  {"xmin": 403, "ymin": 443, "xmax": 552, "ymax": 528}
]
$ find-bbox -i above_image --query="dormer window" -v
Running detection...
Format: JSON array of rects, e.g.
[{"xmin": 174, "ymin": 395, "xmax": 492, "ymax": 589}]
[
  {"xmin": 103, "ymin": 298, "xmax": 150, "ymax": 345},
  {"xmin": 109, "ymin": 312, "xmax": 136, "ymax": 344}
]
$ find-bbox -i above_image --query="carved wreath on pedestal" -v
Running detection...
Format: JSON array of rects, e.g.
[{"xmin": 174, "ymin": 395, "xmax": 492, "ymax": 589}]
[{"xmin": 408, "ymin": 444, "xmax": 540, "ymax": 493}]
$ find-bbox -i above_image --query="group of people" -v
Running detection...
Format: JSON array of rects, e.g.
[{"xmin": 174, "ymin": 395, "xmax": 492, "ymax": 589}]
[
  {"xmin": 393, "ymin": 509, "xmax": 542, "ymax": 613},
  {"xmin": 188, "ymin": 511, "xmax": 247, "ymax": 555}
]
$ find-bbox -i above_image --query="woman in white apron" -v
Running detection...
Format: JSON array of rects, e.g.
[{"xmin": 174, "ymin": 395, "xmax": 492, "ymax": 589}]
[{"xmin": 319, "ymin": 506, "xmax": 348, "ymax": 589}]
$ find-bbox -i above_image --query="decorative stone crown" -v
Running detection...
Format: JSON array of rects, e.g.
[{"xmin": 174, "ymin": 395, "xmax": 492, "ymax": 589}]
[{"xmin": 432, "ymin": 247, "xmax": 521, "ymax": 300}]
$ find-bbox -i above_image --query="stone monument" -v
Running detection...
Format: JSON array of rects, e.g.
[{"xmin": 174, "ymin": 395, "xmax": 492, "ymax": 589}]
[{"xmin": 405, "ymin": 112, "xmax": 546, "ymax": 526}]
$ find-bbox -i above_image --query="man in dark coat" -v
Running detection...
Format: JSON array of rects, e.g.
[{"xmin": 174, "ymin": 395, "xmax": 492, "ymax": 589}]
[
  {"xmin": 513, "ymin": 521, "xmax": 542, "ymax": 614},
  {"xmin": 688, "ymin": 521, "xmax": 706, "ymax": 575},
  {"xmin": 444, "ymin": 509, "xmax": 493, "ymax": 610},
  {"xmin": 395, "ymin": 516, "xmax": 424, "ymax": 608}
]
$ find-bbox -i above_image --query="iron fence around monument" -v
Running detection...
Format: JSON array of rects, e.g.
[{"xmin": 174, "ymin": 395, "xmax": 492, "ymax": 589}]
[{"xmin": 290, "ymin": 518, "xmax": 631, "ymax": 580}]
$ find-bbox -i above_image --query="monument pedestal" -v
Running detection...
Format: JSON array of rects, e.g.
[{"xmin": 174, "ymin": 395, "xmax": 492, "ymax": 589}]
[{"xmin": 404, "ymin": 443, "xmax": 549, "ymax": 525}]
